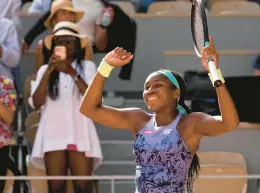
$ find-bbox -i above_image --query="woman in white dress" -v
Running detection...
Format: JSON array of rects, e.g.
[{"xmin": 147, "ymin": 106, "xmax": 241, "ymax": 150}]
[{"xmin": 29, "ymin": 21, "xmax": 102, "ymax": 193}]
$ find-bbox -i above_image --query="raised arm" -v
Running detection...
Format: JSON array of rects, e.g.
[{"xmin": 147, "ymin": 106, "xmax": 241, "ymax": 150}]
[
  {"xmin": 23, "ymin": 10, "xmax": 50, "ymax": 51},
  {"xmin": 32, "ymin": 65, "xmax": 52, "ymax": 109},
  {"xmin": 32, "ymin": 56, "xmax": 62, "ymax": 109},
  {"xmin": 34, "ymin": 40, "xmax": 44, "ymax": 73},
  {"xmin": 80, "ymin": 47, "xmax": 148, "ymax": 131},
  {"xmin": 193, "ymin": 37, "xmax": 239, "ymax": 136}
]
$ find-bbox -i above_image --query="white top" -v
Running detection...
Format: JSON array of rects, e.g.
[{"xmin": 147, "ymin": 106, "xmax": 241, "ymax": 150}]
[
  {"xmin": 28, "ymin": 0, "xmax": 104, "ymax": 43},
  {"xmin": 29, "ymin": 60, "xmax": 103, "ymax": 170},
  {"xmin": 0, "ymin": 18, "xmax": 20, "ymax": 79}
]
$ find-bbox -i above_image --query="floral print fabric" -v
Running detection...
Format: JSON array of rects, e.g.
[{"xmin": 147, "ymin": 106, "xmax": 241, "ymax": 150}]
[{"xmin": 0, "ymin": 76, "xmax": 16, "ymax": 148}]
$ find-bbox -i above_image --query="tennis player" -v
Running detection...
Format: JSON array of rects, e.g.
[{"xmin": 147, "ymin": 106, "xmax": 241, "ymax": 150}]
[{"xmin": 80, "ymin": 37, "xmax": 239, "ymax": 193}]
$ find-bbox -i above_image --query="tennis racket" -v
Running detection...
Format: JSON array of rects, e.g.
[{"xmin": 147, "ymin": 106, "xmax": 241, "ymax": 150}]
[{"xmin": 191, "ymin": 0, "xmax": 222, "ymax": 87}]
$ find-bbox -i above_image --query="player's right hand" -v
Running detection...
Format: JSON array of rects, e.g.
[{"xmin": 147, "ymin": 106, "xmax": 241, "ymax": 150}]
[{"xmin": 202, "ymin": 36, "xmax": 219, "ymax": 72}]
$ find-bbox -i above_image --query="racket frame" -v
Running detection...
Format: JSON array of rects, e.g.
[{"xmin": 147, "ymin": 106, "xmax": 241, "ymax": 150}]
[{"xmin": 191, "ymin": 0, "xmax": 222, "ymax": 87}]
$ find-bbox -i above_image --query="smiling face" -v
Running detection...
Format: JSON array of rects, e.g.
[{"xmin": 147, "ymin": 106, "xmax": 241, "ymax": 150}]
[{"xmin": 143, "ymin": 72, "xmax": 180, "ymax": 113}]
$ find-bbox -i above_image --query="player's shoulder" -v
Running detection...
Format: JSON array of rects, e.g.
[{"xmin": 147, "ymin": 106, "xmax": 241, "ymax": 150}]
[
  {"xmin": 125, "ymin": 108, "xmax": 152, "ymax": 133},
  {"xmin": 126, "ymin": 107, "xmax": 152, "ymax": 122},
  {"xmin": 189, "ymin": 112, "xmax": 207, "ymax": 118},
  {"xmin": 182, "ymin": 112, "xmax": 208, "ymax": 125}
]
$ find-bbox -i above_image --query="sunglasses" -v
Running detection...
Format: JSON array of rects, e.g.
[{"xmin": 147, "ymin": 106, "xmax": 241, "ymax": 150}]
[{"xmin": 54, "ymin": 36, "xmax": 76, "ymax": 44}]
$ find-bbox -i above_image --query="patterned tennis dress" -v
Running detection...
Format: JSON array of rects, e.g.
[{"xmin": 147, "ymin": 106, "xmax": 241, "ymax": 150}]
[{"xmin": 134, "ymin": 114, "xmax": 193, "ymax": 193}]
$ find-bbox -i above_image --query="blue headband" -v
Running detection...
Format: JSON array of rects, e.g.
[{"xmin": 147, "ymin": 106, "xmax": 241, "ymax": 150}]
[{"xmin": 157, "ymin": 70, "xmax": 187, "ymax": 114}]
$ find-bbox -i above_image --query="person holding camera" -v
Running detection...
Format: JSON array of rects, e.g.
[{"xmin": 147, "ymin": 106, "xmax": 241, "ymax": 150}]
[{"xmin": 28, "ymin": 21, "xmax": 102, "ymax": 193}]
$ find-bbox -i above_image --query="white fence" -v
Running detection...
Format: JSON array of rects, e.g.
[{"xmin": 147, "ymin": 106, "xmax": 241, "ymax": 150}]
[{"xmin": 1, "ymin": 175, "xmax": 260, "ymax": 193}]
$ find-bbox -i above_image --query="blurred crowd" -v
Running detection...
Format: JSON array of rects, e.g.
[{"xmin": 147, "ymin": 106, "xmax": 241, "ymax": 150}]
[{"xmin": 0, "ymin": 0, "xmax": 137, "ymax": 192}]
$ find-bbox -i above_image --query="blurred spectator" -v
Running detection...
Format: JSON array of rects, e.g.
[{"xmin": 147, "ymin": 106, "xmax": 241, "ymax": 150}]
[
  {"xmin": 136, "ymin": 0, "xmax": 155, "ymax": 12},
  {"xmin": 99, "ymin": 0, "xmax": 136, "ymax": 80},
  {"xmin": 23, "ymin": 0, "xmax": 136, "ymax": 80},
  {"xmin": 248, "ymin": 0, "xmax": 260, "ymax": 5},
  {"xmin": 0, "ymin": 15, "xmax": 21, "ymax": 192},
  {"xmin": 0, "ymin": 0, "xmax": 22, "ymax": 96},
  {"xmin": 0, "ymin": 18, "xmax": 20, "ymax": 81},
  {"xmin": 29, "ymin": 21, "xmax": 102, "ymax": 193},
  {"xmin": 74, "ymin": 0, "xmax": 136, "ymax": 80},
  {"xmin": 26, "ymin": 0, "xmax": 94, "ymax": 73},
  {"xmin": 0, "ymin": 76, "xmax": 17, "ymax": 192},
  {"xmin": 0, "ymin": 17, "xmax": 21, "ymax": 192},
  {"xmin": 28, "ymin": 0, "xmax": 52, "ymax": 13},
  {"xmin": 25, "ymin": 0, "xmax": 111, "ymax": 52},
  {"xmin": 0, "ymin": 0, "xmax": 21, "ymax": 35},
  {"xmin": 73, "ymin": 0, "xmax": 111, "ymax": 51},
  {"xmin": 135, "ymin": 0, "xmax": 185, "ymax": 13},
  {"xmin": 253, "ymin": 54, "xmax": 260, "ymax": 76},
  {"xmin": 22, "ymin": 0, "xmax": 34, "ymax": 7}
]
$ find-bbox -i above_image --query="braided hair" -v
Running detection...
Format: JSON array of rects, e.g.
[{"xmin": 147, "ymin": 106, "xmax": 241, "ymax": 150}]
[
  {"xmin": 156, "ymin": 70, "xmax": 200, "ymax": 193},
  {"xmin": 170, "ymin": 71, "xmax": 200, "ymax": 193}
]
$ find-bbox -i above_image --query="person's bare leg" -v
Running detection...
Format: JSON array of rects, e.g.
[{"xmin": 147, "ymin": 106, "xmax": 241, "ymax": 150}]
[
  {"xmin": 44, "ymin": 150, "xmax": 68, "ymax": 193},
  {"xmin": 68, "ymin": 151, "xmax": 93, "ymax": 193}
]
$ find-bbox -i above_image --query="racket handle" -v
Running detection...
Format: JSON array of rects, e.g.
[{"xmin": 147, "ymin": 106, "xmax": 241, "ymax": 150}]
[
  {"xmin": 204, "ymin": 41, "xmax": 222, "ymax": 87},
  {"xmin": 208, "ymin": 60, "xmax": 222, "ymax": 87}
]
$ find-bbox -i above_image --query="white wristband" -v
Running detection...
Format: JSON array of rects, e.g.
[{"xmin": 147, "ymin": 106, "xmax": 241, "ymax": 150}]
[{"xmin": 97, "ymin": 59, "xmax": 114, "ymax": 78}]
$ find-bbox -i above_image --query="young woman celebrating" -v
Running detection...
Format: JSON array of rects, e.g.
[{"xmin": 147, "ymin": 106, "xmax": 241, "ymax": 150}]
[{"xmin": 80, "ymin": 37, "xmax": 239, "ymax": 193}]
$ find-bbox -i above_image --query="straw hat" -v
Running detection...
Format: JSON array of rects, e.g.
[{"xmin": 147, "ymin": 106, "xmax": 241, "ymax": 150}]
[
  {"xmin": 44, "ymin": 0, "xmax": 84, "ymax": 29},
  {"xmin": 44, "ymin": 21, "xmax": 87, "ymax": 49}
]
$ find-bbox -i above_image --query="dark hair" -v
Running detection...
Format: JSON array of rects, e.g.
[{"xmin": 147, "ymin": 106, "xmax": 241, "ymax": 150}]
[
  {"xmin": 171, "ymin": 71, "xmax": 200, "ymax": 193},
  {"xmin": 48, "ymin": 37, "xmax": 85, "ymax": 100}
]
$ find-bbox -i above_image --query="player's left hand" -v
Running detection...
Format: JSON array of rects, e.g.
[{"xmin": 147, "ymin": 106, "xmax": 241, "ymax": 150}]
[
  {"xmin": 104, "ymin": 47, "xmax": 133, "ymax": 67},
  {"xmin": 202, "ymin": 36, "xmax": 219, "ymax": 72}
]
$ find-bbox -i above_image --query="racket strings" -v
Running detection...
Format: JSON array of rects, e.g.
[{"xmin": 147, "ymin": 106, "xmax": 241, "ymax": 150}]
[{"xmin": 192, "ymin": 5, "xmax": 205, "ymax": 55}]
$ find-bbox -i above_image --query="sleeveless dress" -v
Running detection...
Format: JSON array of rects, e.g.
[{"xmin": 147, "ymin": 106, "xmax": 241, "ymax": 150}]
[{"xmin": 134, "ymin": 114, "xmax": 193, "ymax": 193}]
